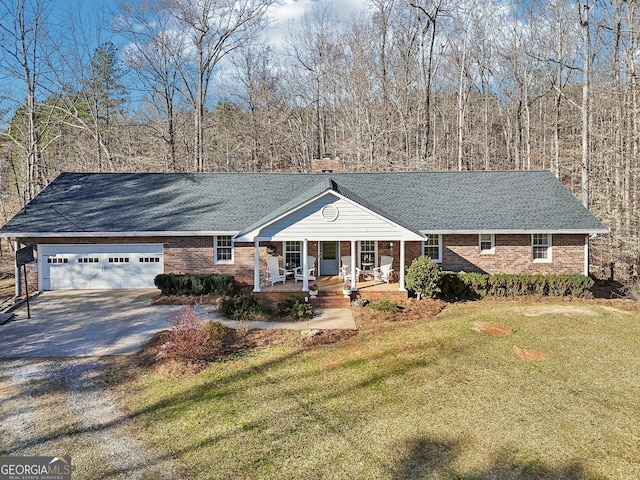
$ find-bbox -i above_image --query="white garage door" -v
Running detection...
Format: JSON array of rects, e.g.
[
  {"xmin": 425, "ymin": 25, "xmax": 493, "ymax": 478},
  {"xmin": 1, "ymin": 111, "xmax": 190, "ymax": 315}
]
[{"xmin": 39, "ymin": 244, "xmax": 164, "ymax": 290}]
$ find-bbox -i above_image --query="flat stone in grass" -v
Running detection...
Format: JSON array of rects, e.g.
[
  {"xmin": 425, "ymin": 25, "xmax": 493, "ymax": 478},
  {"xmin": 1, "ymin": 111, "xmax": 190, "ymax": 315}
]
[
  {"xmin": 513, "ymin": 345, "xmax": 547, "ymax": 360},
  {"xmin": 470, "ymin": 322, "xmax": 547, "ymax": 360},
  {"xmin": 523, "ymin": 305, "xmax": 597, "ymax": 317},
  {"xmin": 471, "ymin": 321, "xmax": 512, "ymax": 337}
]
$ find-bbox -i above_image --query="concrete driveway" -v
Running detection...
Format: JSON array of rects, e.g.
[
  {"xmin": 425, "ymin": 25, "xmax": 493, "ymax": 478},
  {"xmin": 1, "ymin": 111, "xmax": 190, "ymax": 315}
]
[{"xmin": 0, "ymin": 290, "xmax": 182, "ymax": 357}]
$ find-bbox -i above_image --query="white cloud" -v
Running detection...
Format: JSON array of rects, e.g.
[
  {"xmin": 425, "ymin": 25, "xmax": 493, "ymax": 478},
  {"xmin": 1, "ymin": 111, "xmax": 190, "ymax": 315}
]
[
  {"xmin": 272, "ymin": 0, "xmax": 316, "ymax": 24},
  {"xmin": 272, "ymin": 0, "xmax": 368, "ymax": 23},
  {"xmin": 265, "ymin": 0, "xmax": 371, "ymax": 47}
]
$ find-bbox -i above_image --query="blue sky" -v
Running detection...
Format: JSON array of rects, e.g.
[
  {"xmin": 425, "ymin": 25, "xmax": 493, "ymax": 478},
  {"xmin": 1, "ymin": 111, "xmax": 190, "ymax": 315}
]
[
  {"xmin": 48, "ymin": 0, "xmax": 371, "ymax": 46},
  {"xmin": 0, "ymin": 0, "xmax": 372, "ymax": 119}
]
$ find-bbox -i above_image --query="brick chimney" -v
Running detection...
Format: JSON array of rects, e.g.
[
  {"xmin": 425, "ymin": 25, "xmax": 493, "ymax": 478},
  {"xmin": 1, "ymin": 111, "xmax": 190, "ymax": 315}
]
[{"xmin": 311, "ymin": 156, "xmax": 344, "ymax": 173}]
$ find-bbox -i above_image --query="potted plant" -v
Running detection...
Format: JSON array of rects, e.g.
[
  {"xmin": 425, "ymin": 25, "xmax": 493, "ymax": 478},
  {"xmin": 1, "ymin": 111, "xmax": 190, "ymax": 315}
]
[
  {"xmin": 353, "ymin": 294, "xmax": 364, "ymax": 307},
  {"xmin": 342, "ymin": 283, "xmax": 352, "ymax": 297},
  {"xmin": 308, "ymin": 283, "xmax": 319, "ymax": 297}
]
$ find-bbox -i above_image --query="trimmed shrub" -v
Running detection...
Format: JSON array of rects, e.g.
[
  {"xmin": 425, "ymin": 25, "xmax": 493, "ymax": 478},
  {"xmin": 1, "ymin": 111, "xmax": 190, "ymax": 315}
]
[
  {"xmin": 205, "ymin": 274, "xmax": 236, "ymax": 295},
  {"xmin": 440, "ymin": 273, "xmax": 477, "ymax": 299},
  {"xmin": 533, "ymin": 275, "xmax": 549, "ymax": 295},
  {"xmin": 154, "ymin": 273, "xmax": 235, "ymax": 296},
  {"xmin": 277, "ymin": 295, "xmax": 313, "ymax": 321},
  {"xmin": 154, "ymin": 273, "xmax": 172, "ymax": 295},
  {"xmin": 441, "ymin": 272, "xmax": 594, "ymax": 298},
  {"xmin": 203, "ymin": 320, "xmax": 226, "ymax": 342},
  {"xmin": 488, "ymin": 274, "xmax": 510, "ymax": 297},
  {"xmin": 218, "ymin": 290, "xmax": 274, "ymax": 322},
  {"xmin": 405, "ymin": 256, "xmax": 443, "ymax": 299},
  {"xmin": 368, "ymin": 299, "xmax": 400, "ymax": 313}
]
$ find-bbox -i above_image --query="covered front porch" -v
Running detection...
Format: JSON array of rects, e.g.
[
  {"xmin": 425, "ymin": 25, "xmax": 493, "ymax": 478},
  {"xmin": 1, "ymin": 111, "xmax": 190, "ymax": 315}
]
[
  {"xmin": 250, "ymin": 239, "xmax": 414, "ymax": 295},
  {"xmin": 255, "ymin": 274, "xmax": 409, "ymax": 306},
  {"xmin": 235, "ymin": 177, "xmax": 424, "ymax": 298}
]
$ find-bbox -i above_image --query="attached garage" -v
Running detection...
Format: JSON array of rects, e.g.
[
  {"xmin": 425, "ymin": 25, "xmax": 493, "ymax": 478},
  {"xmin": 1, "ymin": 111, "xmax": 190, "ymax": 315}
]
[{"xmin": 38, "ymin": 244, "xmax": 163, "ymax": 290}]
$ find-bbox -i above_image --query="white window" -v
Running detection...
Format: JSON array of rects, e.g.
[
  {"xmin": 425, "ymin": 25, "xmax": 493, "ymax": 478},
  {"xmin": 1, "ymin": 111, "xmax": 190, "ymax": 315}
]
[
  {"xmin": 215, "ymin": 235, "xmax": 233, "ymax": 263},
  {"xmin": 423, "ymin": 234, "xmax": 442, "ymax": 263},
  {"xmin": 78, "ymin": 257, "xmax": 99, "ymax": 263},
  {"xmin": 284, "ymin": 241, "xmax": 301, "ymax": 271},
  {"xmin": 359, "ymin": 240, "xmax": 376, "ymax": 269},
  {"xmin": 532, "ymin": 233, "xmax": 551, "ymax": 262},
  {"xmin": 47, "ymin": 257, "xmax": 68, "ymax": 264},
  {"xmin": 479, "ymin": 234, "xmax": 495, "ymax": 254}
]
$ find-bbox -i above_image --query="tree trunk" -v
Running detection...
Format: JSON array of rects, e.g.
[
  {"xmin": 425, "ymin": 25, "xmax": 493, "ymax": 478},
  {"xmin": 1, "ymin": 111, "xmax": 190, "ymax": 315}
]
[{"xmin": 579, "ymin": 0, "xmax": 591, "ymax": 208}]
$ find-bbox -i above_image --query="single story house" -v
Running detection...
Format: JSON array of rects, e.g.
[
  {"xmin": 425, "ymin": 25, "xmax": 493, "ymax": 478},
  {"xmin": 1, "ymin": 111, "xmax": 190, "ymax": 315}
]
[{"xmin": 0, "ymin": 166, "xmax": 607, "ymax": 296}]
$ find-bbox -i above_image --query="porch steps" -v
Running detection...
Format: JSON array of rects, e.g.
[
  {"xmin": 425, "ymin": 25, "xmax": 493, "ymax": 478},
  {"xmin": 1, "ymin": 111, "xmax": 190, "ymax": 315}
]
[
  {"xmin": 309, "ymin": 291, "xmax": 352, "ymax": 309},
  {"xmin": 255, "ymin": 278, "xmax": 409, "ymax": 309},
  {"xmin": 256, "ymin": 290, "xmax": 352, "ymax": 309}
]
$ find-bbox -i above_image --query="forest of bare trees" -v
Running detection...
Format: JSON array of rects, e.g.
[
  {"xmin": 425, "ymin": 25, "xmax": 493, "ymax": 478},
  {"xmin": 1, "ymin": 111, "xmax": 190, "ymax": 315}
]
[{"xmin": 0, "ymin": 0, "xmax": 638, "ymax": 282}]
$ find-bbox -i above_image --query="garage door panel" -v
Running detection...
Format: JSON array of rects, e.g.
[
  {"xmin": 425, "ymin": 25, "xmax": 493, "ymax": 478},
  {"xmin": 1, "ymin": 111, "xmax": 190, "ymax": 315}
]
[
  {"xmin": 39, "ymin": 245, "xmax": 163, "ymax": 290},
  {"xmin": 128, "ymin": 256, "xmax": 162, "ymax": 288}
]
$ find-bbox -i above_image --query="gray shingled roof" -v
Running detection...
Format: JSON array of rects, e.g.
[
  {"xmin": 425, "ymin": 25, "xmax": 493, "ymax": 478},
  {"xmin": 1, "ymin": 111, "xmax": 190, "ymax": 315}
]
[
  {"xmin": 0, "ymin": 171, "xmax": 608, "ymax": 237},
  {"xmin": 236, "ymin": 176, "xmax": 422, "ymax": 237}
]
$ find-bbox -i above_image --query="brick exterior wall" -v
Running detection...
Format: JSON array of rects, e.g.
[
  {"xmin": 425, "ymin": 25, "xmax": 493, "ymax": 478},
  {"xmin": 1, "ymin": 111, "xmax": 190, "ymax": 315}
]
[
  {"xmin": 403, "ymin": 234, "xmax": 585, "ymax": 275},
  {"xmin": 14, "ymin": 233, "xmax": 586, "ymax": 293},
  {"xmin": 337, "ymin": 236, "xmax": 584, "ymax": 276},
  {"xmin": 338, "ymin": 236, "xmax": 585, "ymax": 275}
]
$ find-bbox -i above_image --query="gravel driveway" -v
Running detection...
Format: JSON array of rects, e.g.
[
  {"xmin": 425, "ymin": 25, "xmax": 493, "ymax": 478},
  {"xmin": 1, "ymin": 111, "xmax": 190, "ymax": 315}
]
[
  {"xmin": 0, "ymin": 357, "xmax": 183, "ymax": 479},
  {"xmin": 0, "ymin": 291, "xmax": 186, "ymax": 477}
]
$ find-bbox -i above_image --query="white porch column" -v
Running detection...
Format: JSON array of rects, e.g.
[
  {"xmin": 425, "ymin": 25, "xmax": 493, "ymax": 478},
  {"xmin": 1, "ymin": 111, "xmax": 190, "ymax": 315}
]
[
  {"xmin": 350, "ymin": 240, "xmax": 357, "ymax": 290},
  {"xmin": 302, "ymin": 239, "xmax": 309, "ymax": 291},
  {"xmin": 584, "ymin": 234, "xmax": 589, "ymax": 277},
  {"xmin": 252, "ymin": 239, "xmax": 261, "ymax": 292},
  {"xmin": 399, "ymin": 240, "xmax": 406, "ymax": 291}
]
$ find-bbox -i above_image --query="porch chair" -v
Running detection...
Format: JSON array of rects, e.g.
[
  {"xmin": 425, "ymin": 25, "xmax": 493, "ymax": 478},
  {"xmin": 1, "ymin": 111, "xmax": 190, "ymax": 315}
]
[
  {"xmin": 341, "ymin": 255, "xmax": 362, "ymax": 282},
  {"xmin": 373, "ymin": 255, "xmax": 394, "ymax": 284},
  {"xmin": 340, "ymin": 256, "xmax": 351, "ymax": 279},
  {"xmin": 265, "ymin": 256, "xmax": 287, "ymax": 286},
  {"xmin": 294, "ymin": 256, "xmax": 317, "ymax": 282}
]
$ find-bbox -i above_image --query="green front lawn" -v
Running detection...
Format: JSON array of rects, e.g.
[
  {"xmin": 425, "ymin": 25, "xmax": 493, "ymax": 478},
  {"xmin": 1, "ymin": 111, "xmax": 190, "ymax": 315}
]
[{"xmin": 125, "ymin": 300, "xmax": 640, "ymax": 479}]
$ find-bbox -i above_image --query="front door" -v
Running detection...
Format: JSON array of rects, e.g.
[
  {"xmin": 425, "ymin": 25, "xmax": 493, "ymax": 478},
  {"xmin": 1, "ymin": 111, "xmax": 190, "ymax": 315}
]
[{"xmin": 319, "ymin": 241, "xmax": 339, "ymax": 276}]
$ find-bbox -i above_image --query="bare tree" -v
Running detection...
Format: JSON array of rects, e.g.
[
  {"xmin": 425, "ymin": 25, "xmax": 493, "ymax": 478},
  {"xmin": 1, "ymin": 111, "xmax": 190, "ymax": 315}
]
[
  {"xmin": 407, "ymin": 0, "xmax": 443, "ymax": 164},
  {"xmin": 578, "ymin": 0, "xmax": 592, "ymax": 208},
  {"xmin": 285, "ymin": 3, "xmax": 340, "ymax": 166},
  {"xmin": 228, "ymin": 43, "xmax": 289, "ymax": 171},
  {"xmin": 444, "ymin": 0, "xmax": 486, "ymax": 171},
  {"xmin": 545, "ymin": 0, "xmax": 580, "ymax": 179},
  {"xmin": 117, "ymin": 1, "xmax": 184, "ymax": 171},
  {"xmin": 160, "ymin": 0, "xmax": 276, "ymax": 172},
  {"xmin": 0, "ymin": 0, "xmax": 52, "ymax": 198},
  {"xmin": 43, "ymin": 2, "xmax": 130, "ymax": 172}
]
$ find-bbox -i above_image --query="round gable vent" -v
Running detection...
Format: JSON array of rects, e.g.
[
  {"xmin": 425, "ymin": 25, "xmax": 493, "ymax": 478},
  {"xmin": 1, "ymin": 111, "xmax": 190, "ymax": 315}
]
[{"xmin": 321, "ymin": 205, "xmax": 339, "ymax": 222}]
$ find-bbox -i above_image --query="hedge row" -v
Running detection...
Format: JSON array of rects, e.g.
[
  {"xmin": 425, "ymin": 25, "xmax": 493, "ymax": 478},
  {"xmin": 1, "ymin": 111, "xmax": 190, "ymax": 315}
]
[
  {"xmin": 441, "ymin": 273, "xmax": 594, "ymax": 299},
  {"xmin": 154, "ymin": 273, "xmax": 235, "ymax": 296}
]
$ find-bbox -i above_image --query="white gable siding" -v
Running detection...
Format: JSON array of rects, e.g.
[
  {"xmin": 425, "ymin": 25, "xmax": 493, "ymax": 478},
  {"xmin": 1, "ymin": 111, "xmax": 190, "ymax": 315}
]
[{"xmin": 258, "ymin": 194, "xmax": 422, "ymax": 240}]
